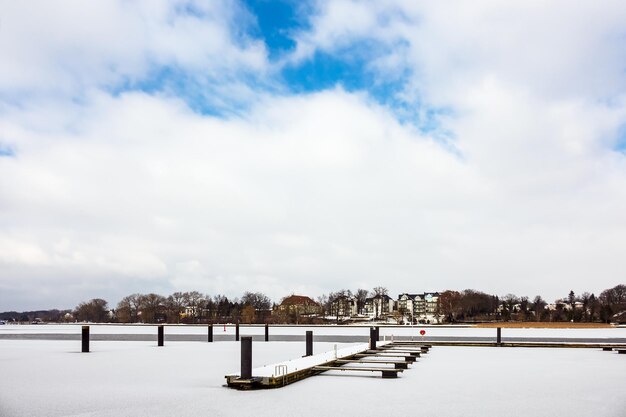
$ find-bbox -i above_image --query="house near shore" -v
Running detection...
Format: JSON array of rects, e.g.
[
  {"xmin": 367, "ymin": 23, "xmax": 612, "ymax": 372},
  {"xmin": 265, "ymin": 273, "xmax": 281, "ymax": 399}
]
[
  {"xmin": 363, "ymin": 294, "xmax": 394, "ymax": 319},
  {"xmin": 274, "ymin": 290, "xmax": 442, "ymax": 323},
  {"xmin": 397, "ymin": 292, "xmax": 441, "ymax": 323},
  {"xmin": 612, "ymin": 311, "xmax": 626, "ymax": 324},
  {"xmin": 274, "ymin": 295, "xmax": 321, "ymax": 321},
  {"xmin": 398, "ymin": 293, "xmax": 419, "ymax": 317},
  {"xmin": 545, "ymin": 301, "xmax": 584, "ymax": 311},
  {"xmin": 329, "ymin": 294, "xmax": 358, "ymax": 319}
]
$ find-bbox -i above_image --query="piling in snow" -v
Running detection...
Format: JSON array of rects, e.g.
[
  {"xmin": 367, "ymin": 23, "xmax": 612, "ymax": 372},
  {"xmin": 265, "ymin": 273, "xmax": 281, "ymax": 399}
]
[
  {"xmin": 306, "ymin": 331, "xmax": 313, "ymax": 357},
  {"xmin": 81, "ymin": 326, "xmax": 89, "ymax": 353},
  {"xmin": 241, "ymin": 337, "xmax": 252, "ymax": 379},
  {"xmin": 158, "ymin": 325, "xmax": 164, "ymax": 347}
]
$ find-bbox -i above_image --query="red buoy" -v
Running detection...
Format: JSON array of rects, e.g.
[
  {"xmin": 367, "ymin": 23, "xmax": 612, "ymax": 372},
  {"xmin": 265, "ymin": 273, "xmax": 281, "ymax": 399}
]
[{"xmin": 420, "ymin": 329, "xmax": 426, "ymax": 336}]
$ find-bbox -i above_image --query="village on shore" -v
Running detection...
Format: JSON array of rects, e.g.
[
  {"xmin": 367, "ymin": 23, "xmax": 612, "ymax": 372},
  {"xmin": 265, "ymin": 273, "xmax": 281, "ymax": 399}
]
[{"xmin": 2, "ymin": 284, "xmax": 625, "ymax": 326}]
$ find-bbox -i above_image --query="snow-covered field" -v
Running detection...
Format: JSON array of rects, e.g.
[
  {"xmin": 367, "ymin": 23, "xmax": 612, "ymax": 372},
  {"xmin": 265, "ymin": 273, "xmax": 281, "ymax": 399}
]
[{"xmin": 0, "ymin": 338, "xmax": 625, "ymax": 417}]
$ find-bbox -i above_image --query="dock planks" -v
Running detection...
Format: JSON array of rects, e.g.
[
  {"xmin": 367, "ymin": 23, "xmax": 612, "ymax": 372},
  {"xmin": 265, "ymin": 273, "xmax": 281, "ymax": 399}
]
[{"xmin": 313, "ymin": 365, "xmax": 403, "ymax": 378}]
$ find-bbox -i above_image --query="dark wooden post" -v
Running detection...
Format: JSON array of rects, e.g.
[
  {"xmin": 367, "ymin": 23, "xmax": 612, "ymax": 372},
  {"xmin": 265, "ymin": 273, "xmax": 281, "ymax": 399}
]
[
  {"xmin": 235, "ymin": 322, "xmax": 240, "ymax": 341},
  {"xmin": 158, "ymin": 325, "xmax": 164, "ymax": 347},
  {"xmin": 81, "ymin": 325, "xmax": 89, "ymax": 353},
  {"xmin": 376, "ymin": 326, "xmax": 380, "ymax": 341},
  {"xmin": 241, "ymin": 337, "xmax": 252, "ymax": 380},
  {"xmin": 496, "ymin": 327, "xmax": 502, "ymax": 346},
  {"xmin": 306, "ymin": 331, "xmax": 313, "ymax": 356},
  {"xmin": 370, "ymin": 327, "xmax": 376, "ymax": 350},
  {"xmin": 265, "ymin": 323, "xmax": 269, "ymax": 342},
  {"xmin": 208, "ymin": 324, "xmax": 213, "ymax": 343}
]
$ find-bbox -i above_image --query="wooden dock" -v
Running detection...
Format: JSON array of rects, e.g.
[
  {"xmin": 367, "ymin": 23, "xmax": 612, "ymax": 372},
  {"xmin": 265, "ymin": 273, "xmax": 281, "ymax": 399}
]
[{"xmin": 225, "ymin": 341, "xmax": 431, "ymax": 390}]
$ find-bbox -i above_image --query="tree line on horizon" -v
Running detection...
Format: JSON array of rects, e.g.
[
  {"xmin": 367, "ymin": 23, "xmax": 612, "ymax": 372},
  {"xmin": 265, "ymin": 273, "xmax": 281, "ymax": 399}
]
[
  {"xmin": 437, "ymin": 286, "xmax": 625, "ymax": 323},
  {"xmin": 2, "ymin": 284, "xmax": 624, "ymax": 325}
]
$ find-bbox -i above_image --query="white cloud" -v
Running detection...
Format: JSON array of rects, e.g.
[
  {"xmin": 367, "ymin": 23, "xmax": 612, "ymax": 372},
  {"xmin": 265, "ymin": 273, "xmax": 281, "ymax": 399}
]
[
  {"xmin": 3, "ymin": 85, "xmax": 625, "ymax": 309},
  {"xmin": 0, "ymin": 89, "xmax": 474, "ymax": 307},
  {"xmin": 2, "ymin": 1, "xmax": 626, "ymax": 310},
  {"xmin": 0, "ymin": 0, "xmax": 268, "ymax": 99},
  {"xmin": 294, "ymin": 1, "xmax": 626, "ymax": 104}
]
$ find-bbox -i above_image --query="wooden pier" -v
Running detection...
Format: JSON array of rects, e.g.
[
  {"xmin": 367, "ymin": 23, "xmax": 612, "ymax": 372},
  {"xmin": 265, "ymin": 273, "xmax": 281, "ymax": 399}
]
[{"xmin": 225, "ymin": 341, "xmax": 431, "ymax": 390}]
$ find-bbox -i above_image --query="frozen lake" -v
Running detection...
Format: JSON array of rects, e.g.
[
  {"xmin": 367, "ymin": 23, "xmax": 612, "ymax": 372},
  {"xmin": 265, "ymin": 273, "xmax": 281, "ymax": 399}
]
[
  {"xmin": 0, "ymin": 338, "xmax": 624, "ymax": 417},
  {"xmin": 2, "ymin": 324, "xmax": 626, "ymax": 344}
]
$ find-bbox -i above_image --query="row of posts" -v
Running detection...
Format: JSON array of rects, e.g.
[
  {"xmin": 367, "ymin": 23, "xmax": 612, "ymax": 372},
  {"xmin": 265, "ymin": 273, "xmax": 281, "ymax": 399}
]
[
  {"xmin": 80, "ymin": 324, "xmax": 503, "ymax": 353},
  {"xmin": 80, "ymin": 322, "xmax": 272, "ymax": 352}
]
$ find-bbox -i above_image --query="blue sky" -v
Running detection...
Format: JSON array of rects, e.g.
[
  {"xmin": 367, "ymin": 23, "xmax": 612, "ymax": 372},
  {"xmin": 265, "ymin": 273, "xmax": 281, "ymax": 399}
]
[
  {"xmin": 1, "ymin": 1, "xmax": 626, "ymax": 310},
  {"xmin": 245, "ymin": 0, "xmax": 303, "ymax": 59},
  {"xmin": 108, "ymin": 0, "xmax": 429, "ymax": 126}
]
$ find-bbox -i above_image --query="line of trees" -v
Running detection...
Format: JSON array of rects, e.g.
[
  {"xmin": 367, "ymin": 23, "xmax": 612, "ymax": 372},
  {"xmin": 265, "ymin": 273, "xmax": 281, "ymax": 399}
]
[
  {"xmin": 110, "ymin": 291, "xmax": 273, "ymax": 324},
  {"xmin": 0, "ymin": 309, "xmax": 71, "ymax": 323},
  {"xmin": 68, "ymin": 287, "xmax": 389, "ymax": 324},
  {"xmin": 2, "ymin": 284, "xmax": 624, "ymax": 324},
  {"xmin": 437, "ymin": 285, "xmax": 626, "ymax": 323}
]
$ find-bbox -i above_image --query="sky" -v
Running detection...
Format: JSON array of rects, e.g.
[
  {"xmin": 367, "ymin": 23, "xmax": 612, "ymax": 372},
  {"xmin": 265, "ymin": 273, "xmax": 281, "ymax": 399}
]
[{"xmin": 1, "ymin": 0, "xmax": 626, "ymax": 311}]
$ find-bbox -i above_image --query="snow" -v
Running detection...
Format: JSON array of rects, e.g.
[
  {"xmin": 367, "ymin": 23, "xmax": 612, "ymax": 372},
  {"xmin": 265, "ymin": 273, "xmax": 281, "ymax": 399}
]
[
  {"xmin": 1, "ymin": 338, "xmax": 625, "ymax": 417},
  {"xmin": 244, "ymin": 342, "xmax": 389, "ymax": 377}
]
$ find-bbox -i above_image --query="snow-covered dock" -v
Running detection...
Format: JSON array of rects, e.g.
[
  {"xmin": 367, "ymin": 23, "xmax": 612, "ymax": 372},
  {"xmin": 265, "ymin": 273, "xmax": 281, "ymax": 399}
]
[{"xmin": 225, "ymin": 341, "xmax": 431, "ymax": 389}]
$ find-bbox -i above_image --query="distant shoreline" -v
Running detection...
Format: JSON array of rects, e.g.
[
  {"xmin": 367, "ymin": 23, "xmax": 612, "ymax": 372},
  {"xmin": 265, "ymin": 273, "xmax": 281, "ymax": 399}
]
[{"xmin": 474, "ymin": 322, "xmax": 614, "ymax": 328}]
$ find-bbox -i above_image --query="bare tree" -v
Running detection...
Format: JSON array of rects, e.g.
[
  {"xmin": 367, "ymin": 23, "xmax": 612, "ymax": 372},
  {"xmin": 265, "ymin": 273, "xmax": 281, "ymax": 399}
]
[
  {"xmin": 214, "ymin": 294, "xmax": 231, "ymax": 321},
  {"xmin": 519, "ymin": 296, "xmax": 529, "ymax": 320},
  {"xmin": 74, "ymin": 299, "xmax": 109, "ymax": 323},
  {"xmin": 531, "ymin": 295, "xmax": 547, "ymax": 321},
  {"xmin": 437, "ymin": 290, "xmax": 462, "ymax": 322},
  {"xmin": 183, "ymin": 291, "xmax": 205, "ymax": 323},
  {"xmin": 391, "ymin": 308, "xmax": 405, "ymax": 324},
  {"xmin": 241, "ymin": 292, "xmax": 272, "ymax": 310},
  {"xmin": 316, "ymin": 294, "xmax": 329, "ymax": 316},
  {"xmin": 501, "ymin": 293, "xmax": 519, "ymax": 320},
  {"xmin": 166, "ymin": 292, "xmax": 186, "ymax": 324},
  {"xmin": 139, "ymin": 293, "xmax": 166, "ymax": 323},
  {"xmin": 599, "ymin": 284, "xmax": 626, "ymax": 322},
  {"xmin": 116, "ymin": 294, "xmax": 142, "ymax": 323},
  {"xmin": 580, "ymin": 292, "xmax": 591, "ymax": 322},
  {"xmin": 372, "ymin": 286, "xmax": 388, "ymax": 297},
  {"xmin": 354, "ymin": 289, "xmax": 368, "ymax": 315},
  {"xmin": 116, "ymin": 297, "xmax": 132, "ymax": 323},
  {"xmin": 599, "ymin": 284, "xmax": 626, "ymax": 306}
]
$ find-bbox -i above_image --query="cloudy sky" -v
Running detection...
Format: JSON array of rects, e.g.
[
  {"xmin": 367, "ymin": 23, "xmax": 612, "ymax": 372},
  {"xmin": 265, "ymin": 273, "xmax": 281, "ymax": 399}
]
[{"xmin": 1, "ymin": 1, "xmax": 626, "ymax": 311}]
